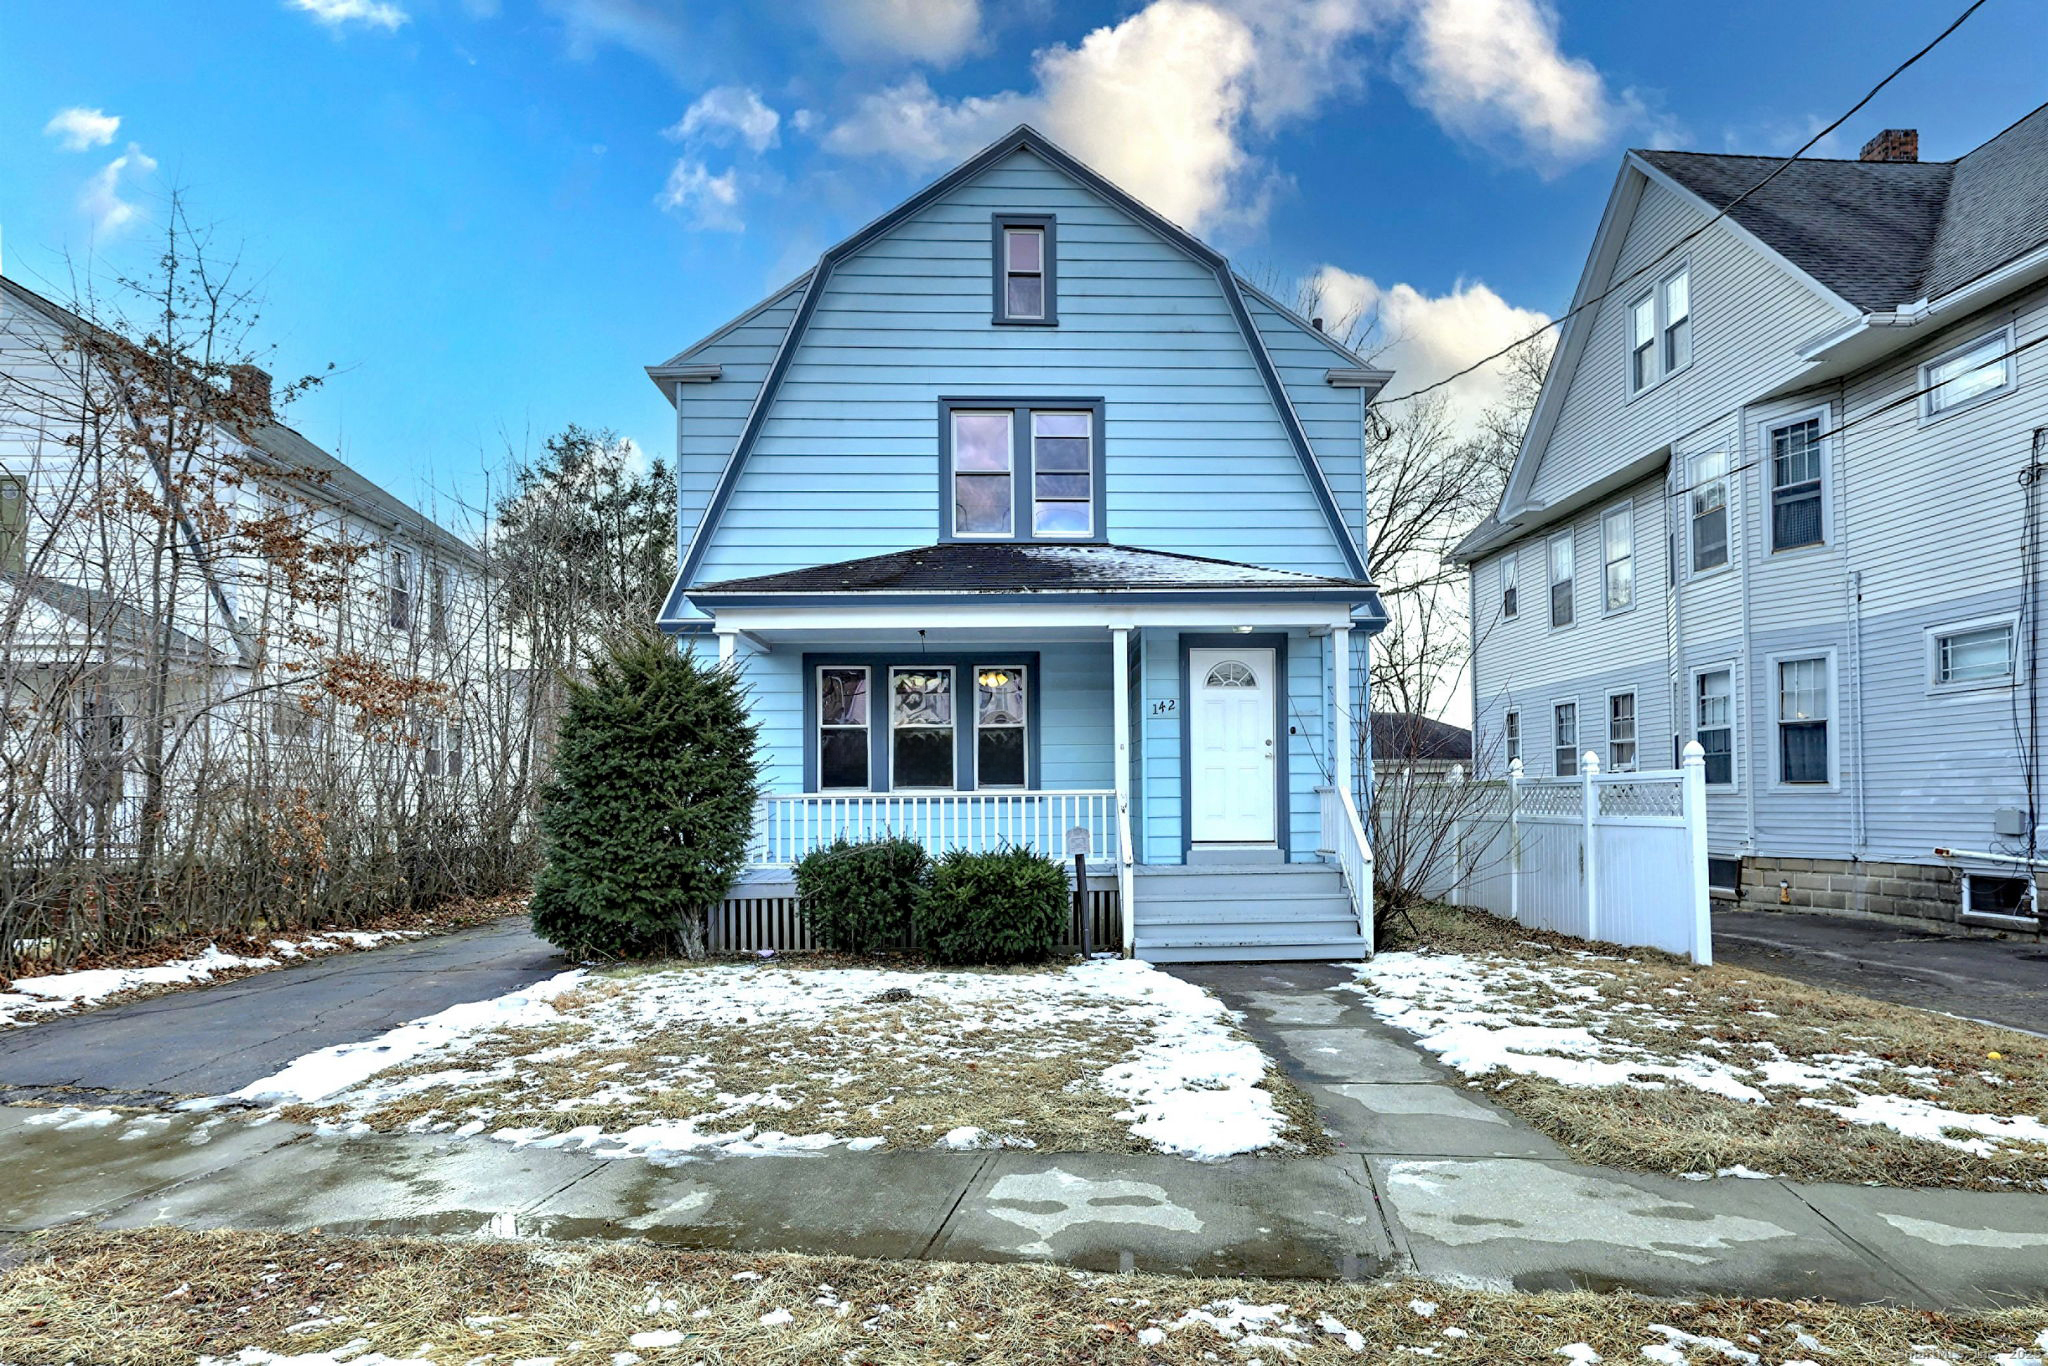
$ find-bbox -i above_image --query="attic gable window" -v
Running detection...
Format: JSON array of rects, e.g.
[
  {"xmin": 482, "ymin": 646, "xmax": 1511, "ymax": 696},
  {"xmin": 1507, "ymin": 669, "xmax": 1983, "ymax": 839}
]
[
  {"xmin": 1627, "ymin": 264, "xmax": 1691, "ymax": 394},
  {"xmin": 941, "ymin": 399, "xmax": 1103, "ymax": 543},
  {"xmin": 992, "ymin": 214, "xmax": 1056, "ymax": 325}
]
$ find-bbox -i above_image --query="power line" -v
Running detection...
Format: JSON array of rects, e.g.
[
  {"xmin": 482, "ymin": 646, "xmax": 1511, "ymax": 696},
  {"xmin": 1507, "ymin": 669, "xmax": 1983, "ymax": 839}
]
[{"xmin": 1369, "ymin": 0, "xmax": 1992, "ymax": 410}]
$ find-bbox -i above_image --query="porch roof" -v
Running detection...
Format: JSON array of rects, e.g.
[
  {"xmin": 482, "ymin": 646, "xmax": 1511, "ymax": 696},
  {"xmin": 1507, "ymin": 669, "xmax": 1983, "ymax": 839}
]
[{"xmin": 682, "ymin": 542, "xmax": 1380, "ymax": 609}]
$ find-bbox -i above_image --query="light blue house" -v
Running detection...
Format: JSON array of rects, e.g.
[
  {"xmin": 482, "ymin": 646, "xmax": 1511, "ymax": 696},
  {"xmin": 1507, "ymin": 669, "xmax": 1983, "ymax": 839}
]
[{"xmin": 651, "ymin": 127, "xmax": 1388, "ymax": 962}]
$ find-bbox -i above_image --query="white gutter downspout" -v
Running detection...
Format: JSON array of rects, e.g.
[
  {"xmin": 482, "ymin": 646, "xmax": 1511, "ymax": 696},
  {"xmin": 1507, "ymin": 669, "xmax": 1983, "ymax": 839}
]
[{"xmin": 1737, "ymin": 399, "xmax": 1758, "ymax": 856}]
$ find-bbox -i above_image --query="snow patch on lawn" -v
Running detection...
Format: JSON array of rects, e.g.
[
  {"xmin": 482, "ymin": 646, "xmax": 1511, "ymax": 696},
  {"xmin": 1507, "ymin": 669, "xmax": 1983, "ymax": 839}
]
[
  {"xmin": 232, "ymin": 958, "xmax": 1286, "ymax": 1161},
  {"xmin": 1, "ymin": 932, "xmax": 418, "ymax": 1029},
  {"xmin": 1350, "ymin": 951, "xmax": 2048, "ymax": 1158}
]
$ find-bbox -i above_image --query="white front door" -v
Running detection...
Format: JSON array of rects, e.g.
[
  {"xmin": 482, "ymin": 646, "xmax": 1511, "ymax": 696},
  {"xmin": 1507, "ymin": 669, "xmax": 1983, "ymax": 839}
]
[{"xmin": 1188, "ymin": 647, "xmax": 1276, "ymax": 843}]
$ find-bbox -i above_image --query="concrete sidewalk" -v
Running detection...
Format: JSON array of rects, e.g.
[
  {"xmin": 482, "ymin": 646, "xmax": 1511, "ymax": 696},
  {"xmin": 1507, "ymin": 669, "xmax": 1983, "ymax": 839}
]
[{"xmin": 0, "ymin": 917, "xmax": 562, "ymax": 1101}]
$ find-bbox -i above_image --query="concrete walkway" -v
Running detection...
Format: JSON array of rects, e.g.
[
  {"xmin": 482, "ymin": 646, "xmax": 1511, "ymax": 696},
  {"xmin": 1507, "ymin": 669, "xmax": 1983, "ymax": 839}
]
[
  {"xmin": 2, "ymin": 936, "xmax": 2044, "ymax": 1307},
  {"xmin": 0, "ymin": 917, "xmax": 562, "ymax": 1101},
  {"xmin": 1714, "ymin": 909, "xmax": 2047, "ymax": 1035}
]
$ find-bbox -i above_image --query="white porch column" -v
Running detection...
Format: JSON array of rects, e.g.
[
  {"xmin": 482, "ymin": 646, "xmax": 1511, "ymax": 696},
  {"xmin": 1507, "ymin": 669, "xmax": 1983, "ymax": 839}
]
[
  {"xmin": 716, "ymin": 629, "xmax": 737, "ymax": 664},
  {"xmin": 1332, "ymin": 625, "xmax": 1353, "ymax": 802},
  {"xmin": 1110, "ymin": 626, "xmax": 1134, "ymax": 955}
]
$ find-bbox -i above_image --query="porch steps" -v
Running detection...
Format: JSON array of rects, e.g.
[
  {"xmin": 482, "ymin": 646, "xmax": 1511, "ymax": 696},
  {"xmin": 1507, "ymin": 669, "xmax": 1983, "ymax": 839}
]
[{"xmin": 1131, "ymin": 863, "xmax": 1367, "ymax": 964}]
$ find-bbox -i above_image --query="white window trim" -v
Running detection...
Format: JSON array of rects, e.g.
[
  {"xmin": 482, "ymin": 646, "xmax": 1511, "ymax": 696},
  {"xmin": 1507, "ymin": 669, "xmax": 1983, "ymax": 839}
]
[
  {"xmin": 1503, "ymin": 709, "xmax": 1521, "ymax": 768},
  {"xmin": 1919, "ymin": 323, "xmax": 2017, "ymax": 425},
  {"xmin": 1605, "ymin": 688, "xmax": 1638, "ymax": 772},
  {"xmin": 948, "ymin": 408, "xmax": 1017, "ymax": 541},
  {"xmin": 971, "ymin": 662, "xmax": 1029, "ymax": 790},
  {"xmin": 1625, "ymin": 260, "xmax": 1693, "ymax": 399},
  {"xmin": 1551, "ymin": 697, "xmax": 1580, "ymax": 777},
  {"xmin": 816, "ymin": 664, "xmax": 874, "ymax": 793},
  {"xmin": 1693, "ymin": 662, "xmax": 1739, "ymax": 793},
  {"xmin": 1547, "ymin": 528, "xmax": 1576, "ymax": 631},
  {"xmin": 1759, "ymin": 405, "xmax": 1832, "ymax": 555},
  {"xmin": 1767, "ymin": 649, "xmax": 1839, "ymax": 790},
  {"xmin": 1499, "ymin": 548, "xmax": 1519, "ymax": 620},
  {"xmin": 1924, "ymin": 612, "xmax": 2023, "ymax": 695},
  {"xmin": 1600, "ymin": 501, "xmax": 1635, "ymax": 616},
  {"xmin": 887, "ymin": 664, "xmax": 958, "ymax": 793},
  {"xmin": 1685, "ymin": 448, "xmax": 1734, "ymax": 580}
]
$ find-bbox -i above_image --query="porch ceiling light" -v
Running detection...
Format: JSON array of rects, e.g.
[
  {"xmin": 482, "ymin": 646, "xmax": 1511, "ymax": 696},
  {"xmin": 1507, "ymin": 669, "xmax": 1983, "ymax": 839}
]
[{"xmin": 977, "ymin": 669, "xmax": 1013, "ymax": 688}]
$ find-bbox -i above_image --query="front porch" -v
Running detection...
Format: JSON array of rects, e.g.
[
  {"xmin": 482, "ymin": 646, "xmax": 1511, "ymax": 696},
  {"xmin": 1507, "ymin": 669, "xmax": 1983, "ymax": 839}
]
[{"xmin": 685, "ymin": 546, "xmax": 1379, "ymax": 962}]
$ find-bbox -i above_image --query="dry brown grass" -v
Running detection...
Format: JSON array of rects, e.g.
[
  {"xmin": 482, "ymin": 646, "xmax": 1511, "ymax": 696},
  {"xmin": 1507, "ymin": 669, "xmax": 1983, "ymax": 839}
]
[
  {"xmin": 3, "ymin": 1229, "xmax": 2042, "ymax": 1366},
  {"xmin": 282, "ymin": 963, "xmax": 1328, "ymax": 1157},
  {"xmin": 1379, "ymin": 904, "xmax": 2048, "ymax": 1188}
]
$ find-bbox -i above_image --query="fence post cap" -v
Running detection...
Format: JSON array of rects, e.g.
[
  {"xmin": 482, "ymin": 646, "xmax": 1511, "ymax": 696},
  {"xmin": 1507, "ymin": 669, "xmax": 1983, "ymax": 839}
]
[
  {"xmin": 1507, "ymin": 757, "xmax": 1524, "ymax": 778},
  {"xmin": 1681, "ymin": 740, "xmax": 1706, "ymax": 765},
  {"xmin": 1449, "ymin": 763, "xmax": 1465, "ymax": 783},
  {"xmin": 1581, "ymin": 751, "xmax": 1601, "ymax": 775}
]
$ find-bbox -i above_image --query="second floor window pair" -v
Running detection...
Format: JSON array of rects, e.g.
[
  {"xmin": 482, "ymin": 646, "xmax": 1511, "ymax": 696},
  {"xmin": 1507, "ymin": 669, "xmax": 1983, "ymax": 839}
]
[{"xmin": 948, "ymin": 404, "xmax": 1097, "ymax": 540}]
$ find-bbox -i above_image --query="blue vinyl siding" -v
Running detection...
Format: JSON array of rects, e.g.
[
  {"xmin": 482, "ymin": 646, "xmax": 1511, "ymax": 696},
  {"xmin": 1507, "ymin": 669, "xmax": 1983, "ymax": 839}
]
[
  {"xmin": 674, "ymin": 283, "xmax": 805, "ymax": 566},
  {"xmin": 680, "ymin": 147, "xmax": 1358, "ymax": 582}
]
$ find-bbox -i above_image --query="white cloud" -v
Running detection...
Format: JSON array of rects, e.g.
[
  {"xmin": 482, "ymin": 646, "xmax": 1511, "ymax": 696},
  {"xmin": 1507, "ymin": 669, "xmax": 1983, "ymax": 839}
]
[
  {"xmin": 827, "ymin": 0, "xmax": 1261, "ymax": 232},
  {"xmin": 288, "ymin": 0, "xmax": 409, "ymax": 30},
  {"xmin": 1307, "ymin": 265, "xmax": 1549, "ymax": 430},
  {"xmin": 668, "ymin": 87, "xmax": 780, "ymax": 153},
  {"xmin": 43, "ymin": 107, "xmax": 120, "ymax": 152},
  {"xmin": 819, "ymin": 0, "xmax": 984, "ymax": 66},
  {"xmin": 1401, "ymin": 0, "xmax": 1620, "ymax": 171},
  {"xmin": 658, "ymin": 159, "xmax": 743, "ymax": 231},
  {"xmin": 80, "ymin": 143, "xmax": 159, "ymax": 236}
]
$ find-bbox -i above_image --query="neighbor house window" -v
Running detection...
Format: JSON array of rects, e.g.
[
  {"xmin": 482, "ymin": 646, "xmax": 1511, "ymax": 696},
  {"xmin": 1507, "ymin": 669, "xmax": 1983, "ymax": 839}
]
[
  {"xmin": 75, "ymin": 695, "xmax": 125, "ymax": 806},
  {"xmin": 272, "ymin": 696, "xmax": 315, "ymax": 742},
  {"xmin": 943, "ymin": 401, "xmax": 1101, "ymax": 542},
  {"xmin": 1608, "ymin": 692, "xmax": 1637, "ymax": 770},
  {"xmin": 1922, "ymin": 327, "xmax": 2014, "ymax": 419},
  {"xmin": 974, "ymin": 665, "xmax": 1028, "ymax": 788},
  {"xmin": 1500, "ymin": 550, "xmax": 1519, "ymax": 619},
  {"xmin": 890, "ymin": 666, "xmax": 955, "ymax": 790},
  {"xmin": 429, "ymin": 564, "xmax": 451, "ymax": 644},
  {"xmin": 992, "ymin": 215, "xmax": 1055, "ymax": 325},
  {"xmin": 1689, "ymin": 450, "xmax": 1730, "ymax": 572},
  {"xmin": 1504, "ymin": 711, "xmax": 1520, "ymax": 766},
  {"xmin": 1696, "ymin": 668, "xmax": 1733, "ymax": 786},
  {"xmin": 818, "ymin": 667, "xmax": 871, "ymax": 790},
  {"xmin": 387, "ymin": 549, "xmax": 413, "ymax": 632},
  {"xmin": 1549, "ymin": 530, "xmax": 1575, "ymax": 627},
  {"xmin": 1769, "ymin": 415, "xmax": 1825, "ymax": 550},
  {"xmin": 1930, "ymin": 617, "xmax": 2018, "ymax": 688},
  {"xmin": 1553, "ymin": 702, "xmax": 1578, "ymax": 777},
  {"xmin": 1602, "ymin": 504, "xmax": 1634, "ymax": 611},
  {"xmin": 0, "ymin": 473, "xmax": 25, "ymax": 573},
  {"xmin": 1776, "ymin": 656, "xmax": 1830, "ymax": 785},
  {"xmin": 1628, "ymin": 265, "xmax": 1692, "ymax": 393}
]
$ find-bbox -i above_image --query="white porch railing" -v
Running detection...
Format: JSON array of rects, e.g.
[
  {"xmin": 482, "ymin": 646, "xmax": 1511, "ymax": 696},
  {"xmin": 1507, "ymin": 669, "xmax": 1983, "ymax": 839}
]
[
  {"xmin": 1316, "ymin": 783, "xmax": 1376, "ymax": 954},
  {"xmin": 749, "ymin": 790, "xmax": 1121, "ymax": 867}
]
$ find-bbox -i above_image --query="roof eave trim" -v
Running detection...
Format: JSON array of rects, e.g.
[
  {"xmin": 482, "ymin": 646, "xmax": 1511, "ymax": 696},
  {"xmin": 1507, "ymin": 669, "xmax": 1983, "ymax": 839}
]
[{"xmin": 685, "ymin": 586, "xmax": 1377, "ymax": 608}]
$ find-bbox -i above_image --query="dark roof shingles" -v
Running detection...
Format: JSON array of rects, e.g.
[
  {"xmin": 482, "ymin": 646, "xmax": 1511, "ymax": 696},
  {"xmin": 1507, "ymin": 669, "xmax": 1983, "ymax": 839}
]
[{"xmin": 693, "ymin": 542, "xmax": 1374, "ymax": 596}]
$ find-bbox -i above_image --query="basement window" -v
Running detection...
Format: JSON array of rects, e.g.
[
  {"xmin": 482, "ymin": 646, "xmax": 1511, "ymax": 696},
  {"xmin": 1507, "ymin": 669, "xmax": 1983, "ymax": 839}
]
[
  {"xmin": 1963, "ymin": 873, "xmax": 2035, "ymax": 923},
  {"xmin": 1707, "ymin": 856, "xmax": 1741, "ymax": 895}
]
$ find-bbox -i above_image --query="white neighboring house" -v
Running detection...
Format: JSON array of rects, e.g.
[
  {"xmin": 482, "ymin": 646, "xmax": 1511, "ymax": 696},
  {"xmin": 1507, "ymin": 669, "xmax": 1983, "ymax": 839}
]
[
  {"xmin": 1456, "ymin": 111, "xmax": 2048, "ymax": 936},
  {"xmin": 0, "ymin": 272, "xmax": 487, "ymax": 849}
]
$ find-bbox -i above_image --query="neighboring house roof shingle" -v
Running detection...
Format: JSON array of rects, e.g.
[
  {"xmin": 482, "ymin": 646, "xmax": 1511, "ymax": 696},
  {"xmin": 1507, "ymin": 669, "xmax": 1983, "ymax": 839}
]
[
  {"xmin": 1, "ymin": 572, "xmax": 220, "ymax": 664},
  {"xmin": 1370, "ymin": 712, "xmax": 1472, "ymax": 765},
  {"xmin": 1637, "ymin": 101, "xmax": 2048, "ymax": 312},
  {"xmin": 689, "ymin": 542, "xmax": 1377, "ymax": 599}
]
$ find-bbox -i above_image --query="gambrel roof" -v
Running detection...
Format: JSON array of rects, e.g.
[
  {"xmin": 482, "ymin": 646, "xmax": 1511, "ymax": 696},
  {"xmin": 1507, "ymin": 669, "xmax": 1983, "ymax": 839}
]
[{"xmin": 654, "ymin": 124, "xmax": 1381, "ymax": 610}]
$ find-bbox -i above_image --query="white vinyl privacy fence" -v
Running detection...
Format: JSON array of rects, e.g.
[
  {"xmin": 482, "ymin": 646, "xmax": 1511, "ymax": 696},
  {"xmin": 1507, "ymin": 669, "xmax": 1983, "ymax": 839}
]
[{"xmin": 1413, "ymin": 742, "xmax": 1713, "ymax": 964}]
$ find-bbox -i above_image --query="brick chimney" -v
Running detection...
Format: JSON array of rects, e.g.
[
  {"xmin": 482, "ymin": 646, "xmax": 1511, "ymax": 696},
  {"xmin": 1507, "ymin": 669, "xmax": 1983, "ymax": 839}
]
[
  {"xmin": 226, "ymin": 364, "xmax": 272, "ymax": 419},
  {"xmin": 1859, "ymin": 128, "xmax": 1919, "ymax": 163}
]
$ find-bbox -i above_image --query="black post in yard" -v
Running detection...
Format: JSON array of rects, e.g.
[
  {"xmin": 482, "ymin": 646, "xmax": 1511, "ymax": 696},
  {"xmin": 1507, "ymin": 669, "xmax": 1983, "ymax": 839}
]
[{"xmin": 1074, "ymin": 852, "xmax": 1091, "ymax": 958}]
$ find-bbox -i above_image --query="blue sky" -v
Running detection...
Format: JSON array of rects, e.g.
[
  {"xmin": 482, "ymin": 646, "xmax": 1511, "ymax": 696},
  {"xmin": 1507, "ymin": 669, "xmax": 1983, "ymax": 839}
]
[{"xmin": 3, "ymin": 0, "xmax": 2043, "ymax": 517}]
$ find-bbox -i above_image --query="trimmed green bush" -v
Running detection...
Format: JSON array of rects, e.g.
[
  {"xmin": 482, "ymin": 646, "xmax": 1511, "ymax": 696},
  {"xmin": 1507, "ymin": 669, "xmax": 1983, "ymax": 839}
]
[
  {"xmin": 914, "ymin": 845, "xmax": 1070, "ymax": 966},
  {"xmin": 792, "ymin": 835, "xmax": 928, "ymax": 954},
  {"xmin": 530, "ymin": 632, "xmax": 761, "ymax": 958}
]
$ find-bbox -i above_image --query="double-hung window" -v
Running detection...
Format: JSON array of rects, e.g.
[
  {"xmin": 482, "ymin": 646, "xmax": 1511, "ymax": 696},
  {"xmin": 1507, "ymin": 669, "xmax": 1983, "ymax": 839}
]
[
  {"xmin": 1929, "ymin": 617, "xmax": 2018, "ymax": 690},
  {"xmin": 944, "ymin": 401, "xmax": 1101, "ymax": 541},
  {"xmin": 1921, "ymin": 327, "xmax": 2014, "ymax": 420},
  {"xmin": 1602, "ymin": 504, "xmax": 1633, "ymax": 612},
  {"xmin": 1695, "ymin": 668, "xmax": 1733, "ymax": 786},
  {"xmin": 1628, "ymin": 265, "xmax": 1692, "ymax": 393},
  {"xmin": 1504, "ymin": 711, "xmax": 1520, "ymax": 767},
  {"xmin": 1776, "ymin": 656, "xmax": 1830, "ymax": 785},
  {"xmin": 890, "ymin": 667, "xmax": 956, "ymax": 790},
  {"xmin": 1500, "ymin": 549, "xmax": 1519, "ymax": 619},
  {"xmin": 974, "ymin": 665, "xmax": 1027, "ymax": 787},
  {"xmin": 429, "ymin": 564, "xmax": 451, "ymax": 645},
  {"xmin": 1689, "ymin": 450, "xmax": 1730, "ymax": 572},
  {"xmin": 0, "ymin": 473, "xmax": 25, "ymax": 573},
  {"xmin": 1608, "ymin": 692, "xmax": 1637, "ymax": 771},
  {"xmin": 1769, "ymin": 416, "xmax": 1825, "ymax": 551},
  {"xmin": 1549, "ymin": 530, "xmax": 1575, "ymax": 627},
  {"xmin": 1553, "ymin": 701, "xmax": 1578, "ymax": 777},
  {"xmin": 387, "ymin": 549, "xmax": 413, "ymax": 632},
  {"xmin": 992, "ymin": 215, "xmax": 1055, "ymax": 325},
  {"xmin": 818, "ymin": 667, "xmax": 872, "ymax": 790}
]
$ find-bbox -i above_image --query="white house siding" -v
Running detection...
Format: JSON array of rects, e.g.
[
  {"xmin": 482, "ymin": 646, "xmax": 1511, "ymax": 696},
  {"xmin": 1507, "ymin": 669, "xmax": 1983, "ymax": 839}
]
[
  {"xmin": 1526, "ymin": 178, "xmax": 1851, "ymax": 511},
  {"xmin": 679, "ymin": 148, "xmax": 1360, "ymax": 582}
]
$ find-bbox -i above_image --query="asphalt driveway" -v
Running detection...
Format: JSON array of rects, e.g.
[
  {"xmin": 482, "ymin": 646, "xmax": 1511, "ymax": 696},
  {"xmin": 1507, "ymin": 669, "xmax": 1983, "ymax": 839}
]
[
  {"xmin": 0, "ymin": 917, "xmax": 563, "ymax": 1099},
  {"xmin": 1713, "ymin": 908, "xmax": 2046, "ymax": 1035}
]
